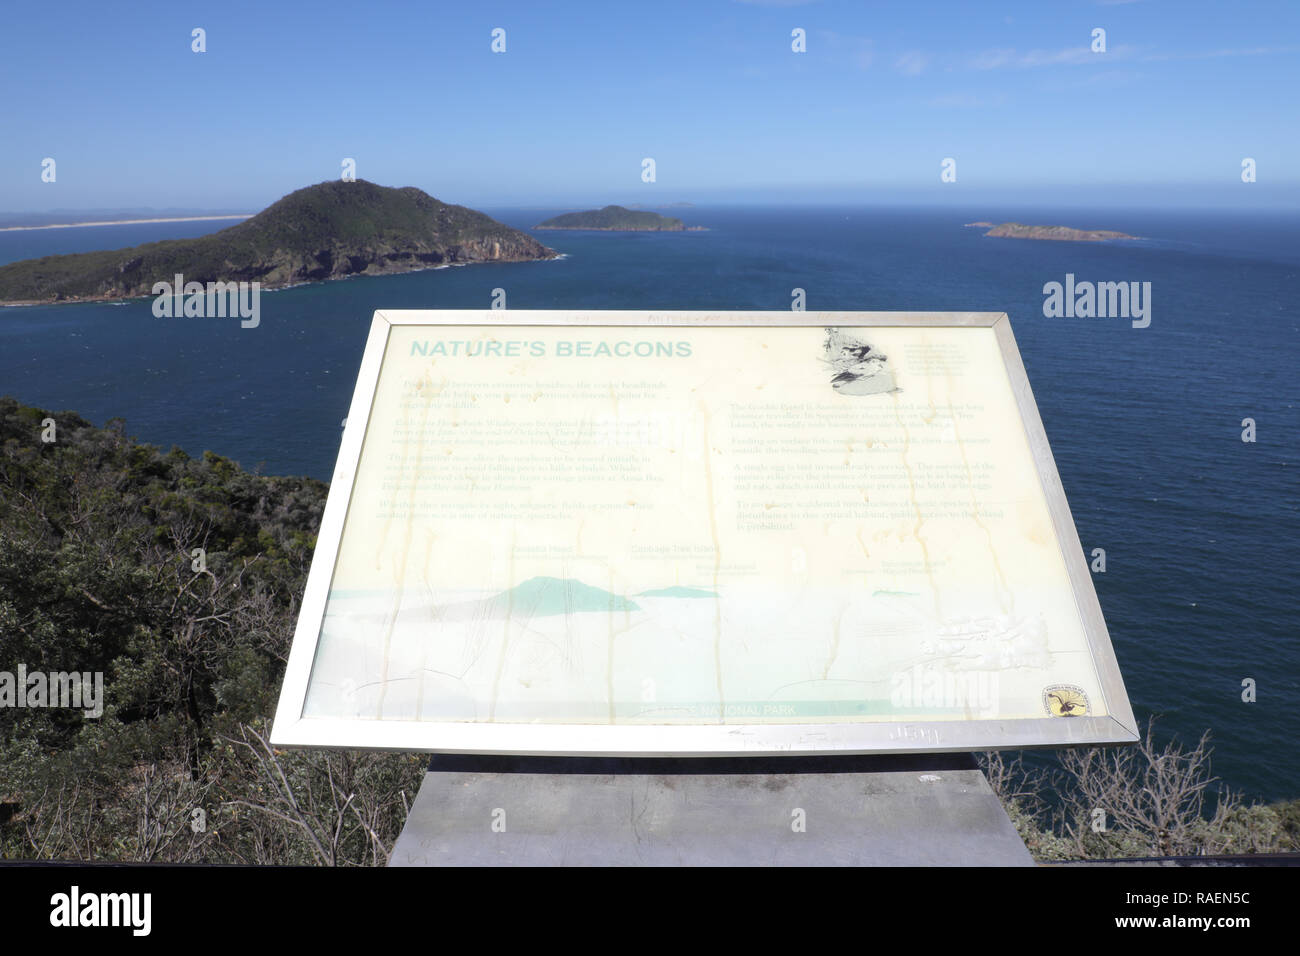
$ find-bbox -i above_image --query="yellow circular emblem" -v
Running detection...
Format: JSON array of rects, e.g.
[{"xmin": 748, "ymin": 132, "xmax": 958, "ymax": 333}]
[{"xmin": 1043, "ymin": 684, "xmax": 1089, "ymax": 717}]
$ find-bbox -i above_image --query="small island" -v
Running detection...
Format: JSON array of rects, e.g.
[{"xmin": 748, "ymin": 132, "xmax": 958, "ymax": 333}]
[
  {"xmin": 535, "ymin": 205, "xmax": 705, "ymax": 231},
  {"xmin": 0, "ymin": 180, "xmax": 558, "ymax": 306},
  {"xmin": 965, "ymin": 221, "xmax": 1139, "ymax": 242}
]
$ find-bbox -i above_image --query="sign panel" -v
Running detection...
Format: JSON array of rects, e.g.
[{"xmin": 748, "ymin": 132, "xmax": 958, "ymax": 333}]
[{"xmin": 271, "ymin": 311, "xmax": 1137, "ymax": 754}]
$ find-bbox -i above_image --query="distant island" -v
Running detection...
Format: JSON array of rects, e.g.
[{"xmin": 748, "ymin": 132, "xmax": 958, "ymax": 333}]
[
  {"xmin": 535, "ymin": 205, "xmax": 706, "ymax": 231},
  {"xmin": 0, "ymin": 180, "xmax": 557, "ymax": 305},
  {"xmin": 964, "ymin": 221, "xmax": 1139, "ymax": 242}
]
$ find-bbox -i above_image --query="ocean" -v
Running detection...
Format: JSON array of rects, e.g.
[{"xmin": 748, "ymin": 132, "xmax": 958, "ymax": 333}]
[{"xmin": 0, "ymin": 206, "xmax": 1295, "ymax": 800}]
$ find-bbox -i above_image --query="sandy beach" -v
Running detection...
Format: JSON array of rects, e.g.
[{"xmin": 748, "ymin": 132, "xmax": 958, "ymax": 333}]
[{"xmin": 0, "ymin": 214, "xmax": 252, "ymax": 233}]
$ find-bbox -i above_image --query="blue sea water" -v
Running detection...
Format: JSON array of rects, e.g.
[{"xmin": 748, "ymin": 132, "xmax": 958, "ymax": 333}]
[{"xmin": 0, "ymin": 207, "xmax": 1296, "ymax": 800}]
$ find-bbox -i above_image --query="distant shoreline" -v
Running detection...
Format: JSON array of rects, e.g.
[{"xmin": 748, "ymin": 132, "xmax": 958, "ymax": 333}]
[
  {"xmin": 0, "ymin": 214, "xmax": 253, "ymax": 233},
  {"xmin": 534, "ymin": 225, "xmax": 709, "ymax": 232}
]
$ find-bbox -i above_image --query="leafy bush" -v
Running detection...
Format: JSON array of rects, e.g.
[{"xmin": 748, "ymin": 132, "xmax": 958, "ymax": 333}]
[{"xmin": 0, "ymin": 397, "xmax": 424, "ymax": 863}]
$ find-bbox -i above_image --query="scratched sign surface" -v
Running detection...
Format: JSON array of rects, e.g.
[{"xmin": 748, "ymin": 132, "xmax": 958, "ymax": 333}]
[{"xmin": 288, "ymin": 319, "xmax": 1116, "ymax": 738}]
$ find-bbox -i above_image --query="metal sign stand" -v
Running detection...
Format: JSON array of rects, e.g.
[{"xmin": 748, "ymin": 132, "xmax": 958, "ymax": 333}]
[{"xmin": 389, "ymin": 752, "xmax": 1033, "ymax": 866}]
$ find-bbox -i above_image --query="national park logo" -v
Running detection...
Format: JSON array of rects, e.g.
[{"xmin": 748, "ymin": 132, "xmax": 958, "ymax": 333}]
[{"xmin": 1042, "ymin": 684, "xmax": 1089, "ymax": 717}]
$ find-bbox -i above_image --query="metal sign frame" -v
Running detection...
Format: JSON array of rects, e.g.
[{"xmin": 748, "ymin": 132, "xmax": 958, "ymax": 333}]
[{"xmin": 271, "ymin": 310, "xmax": 1138, "ymax": 755}]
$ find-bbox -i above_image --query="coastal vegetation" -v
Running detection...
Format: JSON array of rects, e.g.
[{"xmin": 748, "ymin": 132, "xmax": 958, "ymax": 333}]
[
  {"xmin": 0, "ymin": 397, "xmax": 421, "ymax": 863},
  {"xmin": 979, "ymin": 725, "xmax": 1299, "ymax": 860}
]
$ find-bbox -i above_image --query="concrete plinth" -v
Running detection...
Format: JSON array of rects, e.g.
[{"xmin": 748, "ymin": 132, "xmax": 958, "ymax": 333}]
[{"xmin": 389, "ymin": 752, "xmax": 1033, "ymax": 866}]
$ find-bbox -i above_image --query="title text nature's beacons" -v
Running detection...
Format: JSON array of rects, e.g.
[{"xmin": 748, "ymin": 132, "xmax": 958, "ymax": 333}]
[{"xmin": 409, "ymin": 339, "xmax": 692, "ymax": 358}]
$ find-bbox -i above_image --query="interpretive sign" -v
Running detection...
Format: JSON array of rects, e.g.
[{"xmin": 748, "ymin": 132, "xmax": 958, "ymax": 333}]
[{"xmin": 271, "ymin": 311, "xmax": 1137, "ymax": 755}]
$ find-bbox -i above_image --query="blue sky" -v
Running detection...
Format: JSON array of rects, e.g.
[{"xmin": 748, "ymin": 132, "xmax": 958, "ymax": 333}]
[{"xmin": 1, "ymin": 0, "xmax": 1296, "ymax": 212}]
